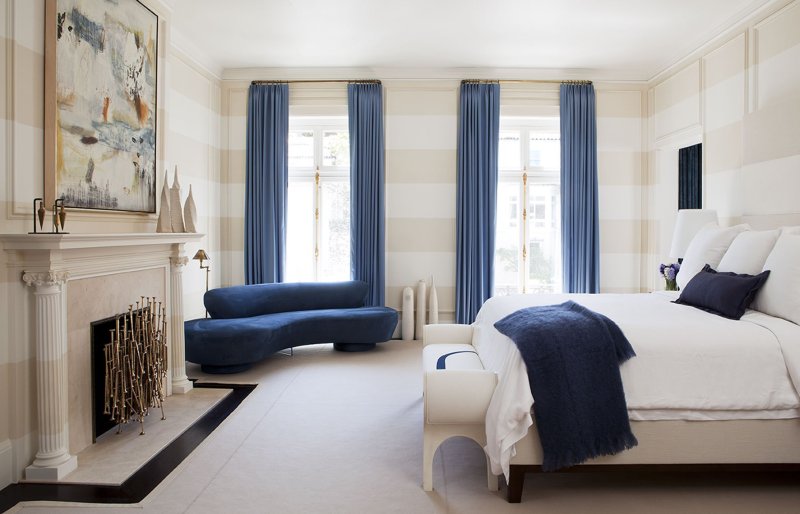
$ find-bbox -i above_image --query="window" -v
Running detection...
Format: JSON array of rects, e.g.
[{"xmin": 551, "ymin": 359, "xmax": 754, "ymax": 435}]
[
  {"xmin": 285, "ymin": 117, "xmax": 350, "ymax": 282},
  {"xmin": 494, "ymin": 118, "xmax": 562, "ymax": 295}
]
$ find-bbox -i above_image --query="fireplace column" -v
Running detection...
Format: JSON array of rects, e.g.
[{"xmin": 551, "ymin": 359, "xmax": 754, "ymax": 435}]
[
  {"xmin": 22, "ymin": 271, "xmax": 78, "ymax": 480},
  {"xmin": 169, "ymin": 254, "xmax": 193, "ymax": 394}
]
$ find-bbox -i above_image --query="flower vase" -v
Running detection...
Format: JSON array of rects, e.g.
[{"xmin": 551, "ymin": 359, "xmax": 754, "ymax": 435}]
[{"xmin": 665, "ymin": 278, "xmax": 678, "ymax": 291}]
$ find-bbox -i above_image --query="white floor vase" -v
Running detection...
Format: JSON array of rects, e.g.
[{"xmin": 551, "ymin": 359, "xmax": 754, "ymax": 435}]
[
  {"xmin": 402, "ymin": 287, "xmax": 414, "ymax": 341},
  {"xmin": 416, "ymin": 280, "xmax": 427, "ymax": 341},
  {"xmin": 429, "ymin": 276, "xmax": 439, "ymax": 325}
]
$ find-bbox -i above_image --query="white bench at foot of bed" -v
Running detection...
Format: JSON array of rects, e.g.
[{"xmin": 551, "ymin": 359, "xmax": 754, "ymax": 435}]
[{"xmin": 422, "ymin": 324, "xmax": 498, "ymax": 492}]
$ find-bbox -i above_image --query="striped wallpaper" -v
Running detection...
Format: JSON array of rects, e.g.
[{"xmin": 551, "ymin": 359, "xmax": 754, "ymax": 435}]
[
  {"xmin": 2, "ymin": 0, "xmax": 798, "ymax": 488},
  {"xmin": 219, "ymin": 79, "xmax": 646, "ymax": 324},
  {"xmin": 1, "ymin": 0, "xmax": 48, "ymax": 487},
  {"xmin": 0, "ymin": 0, "xmax": 222, "ymax": 485},
  {"xmin": 166, "ymin": 48, "xmax": 223, "ymax": 320},
  {"xmin": 645, "ymin": 0, "xmax": 800, "ymax": 291}
]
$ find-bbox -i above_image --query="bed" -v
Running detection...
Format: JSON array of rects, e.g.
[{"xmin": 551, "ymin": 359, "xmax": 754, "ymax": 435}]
[{"xmin": 422, "ymin": 218, "xmax": 800, "ymax": 502}]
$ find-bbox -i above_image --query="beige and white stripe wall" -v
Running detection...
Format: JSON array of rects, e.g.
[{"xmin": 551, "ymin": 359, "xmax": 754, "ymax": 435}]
[
  {"xmin": 2, "ymin": 0, "xmax": 800, "ymax": 488},
  {"xmin": 218, "ymin": 79, "xmax": 646, "ymax": 322},
  {"xmin": 645, "ymin": 0, "xmax": 800, "ymax": 291},
  {"xmin": 0, "ymin": 0, "xmax": 223, "ymax": 485}
]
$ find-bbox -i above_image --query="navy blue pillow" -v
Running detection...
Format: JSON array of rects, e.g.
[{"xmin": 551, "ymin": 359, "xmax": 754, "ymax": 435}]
[{"xmin": 673, "ymin": 264, "xmax": 770, "ymax": 320}]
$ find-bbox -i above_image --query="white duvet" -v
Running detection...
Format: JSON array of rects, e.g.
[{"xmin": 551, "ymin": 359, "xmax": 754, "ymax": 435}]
[{"xmin": 472, "ymin": 291, "xmax": 800, "ymax": 477}]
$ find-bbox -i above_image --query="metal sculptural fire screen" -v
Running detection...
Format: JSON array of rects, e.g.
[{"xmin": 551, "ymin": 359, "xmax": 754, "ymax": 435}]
[{"xmin": 103, "ymin": 297, "xmax": 168, "ymax": 435}]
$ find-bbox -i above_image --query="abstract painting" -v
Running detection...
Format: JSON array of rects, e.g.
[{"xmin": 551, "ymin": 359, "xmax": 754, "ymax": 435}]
[{"xmin": 47, "ymin": 0, "xmax": 158, "ymax": 212}]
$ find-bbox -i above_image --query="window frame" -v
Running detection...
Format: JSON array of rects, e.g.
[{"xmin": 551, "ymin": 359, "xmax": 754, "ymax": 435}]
[
  {"xmin": 495, "ymin": 117, "xmax": 561, "ymax": 295},
  {"xmin": 287, "ymin": 116, "xmax": 350, "ymax": 282}
]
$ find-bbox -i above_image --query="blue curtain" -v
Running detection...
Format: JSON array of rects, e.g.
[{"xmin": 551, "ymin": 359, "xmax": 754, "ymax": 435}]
[
  {"xmin": 245, "ymin": 83, "xmax": 289, "ymax": 284},
  {"xmin": 560, "ymin": 83, "xmax": 599, "ymax": 293},
  {"xmin": 348, "ymin": 83, "xmax": 385, "ymax": 307},
  {"xmin": 456, "ymin": 82, "xmax": 500, "ymax": 324}
]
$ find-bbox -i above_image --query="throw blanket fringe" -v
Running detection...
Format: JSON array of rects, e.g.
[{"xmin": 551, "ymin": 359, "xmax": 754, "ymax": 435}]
[
  {"xmin": 543, "ymin": 430, "xmax": 640, "ymax": 472},
  {"xmin": 494, "ymin": 301, "xmax": 638, "ymax": 471}
]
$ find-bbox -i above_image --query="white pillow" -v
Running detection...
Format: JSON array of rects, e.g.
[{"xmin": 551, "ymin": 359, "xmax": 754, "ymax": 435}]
[
  {"xmin": 752, "ymin": 233, "xmax": 800, "ymax": 325},
  {"xmin": 780, "ymin": 226, "xmax": 800, "ymax": 235},
  {"xmin": 717, "ymin": 229, "xmax": 780, "ymax": 275},
  {"xmin": 676, "ymin": 224, "xmax": 749, "ymax": 290}
]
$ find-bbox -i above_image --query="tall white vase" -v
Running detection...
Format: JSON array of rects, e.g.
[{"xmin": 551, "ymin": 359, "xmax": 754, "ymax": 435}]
[
  {"xmin": 401, "ymin": 287, "xmax": 414, "ymax": 341},
  {"xmin": 429, "ymin": 276, "xmax": 439, "ymax": 325},
  {"xmin": 183, "ymin": 184, "xmax": 198, "ymax": 233},
  {"xmin": 416, "ymin": 280, "xmax": 427, "ymax": 342},
  {"xmin": 170, "ymin": 166, "xmax": 185, "ymax": 233},
  {"xmin": 156, "ymin": 170, "xmax": 172, "ymax": 233}
]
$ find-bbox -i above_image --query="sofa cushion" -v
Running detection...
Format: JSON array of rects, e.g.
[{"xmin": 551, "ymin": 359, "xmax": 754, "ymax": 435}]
[{"xmin": 205, "ymin": 281, "xmax": 369, "ymax": 319}]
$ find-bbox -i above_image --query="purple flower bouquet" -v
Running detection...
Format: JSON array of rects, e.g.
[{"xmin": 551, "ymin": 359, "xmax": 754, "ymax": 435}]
[{"xmin": 659, "ymin": 262, "xmax": 680, "ymax": 291}]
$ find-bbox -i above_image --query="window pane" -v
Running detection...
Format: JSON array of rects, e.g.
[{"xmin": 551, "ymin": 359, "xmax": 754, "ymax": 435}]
[
  {"xmin": 323, "ymin": 131, "xmax": 350, "ymax": 168},
  {"xmin": 319, "ymin": 180, "xmax": 350, "ymax": 281},
  {"xmin": 498, "ymin": 131, "xmax": 521, "ymax": 170},
  {"xmin": 529, "ymin": 136, "xmax": 560, "ymax": 169},
  {"xmin": 526, "ymin": 183, "xmax": 561, "ymax": 293},
  {"xmin": 493, "ymin": 181, "xmax": 521, "ymax": 295},
  {"xmin": 286, "ymin": 180, "xmax": 315, "ymax": 281},
  {"xmin": 288, "ymin": 130, "xmax": 314, "ymax": 169}
]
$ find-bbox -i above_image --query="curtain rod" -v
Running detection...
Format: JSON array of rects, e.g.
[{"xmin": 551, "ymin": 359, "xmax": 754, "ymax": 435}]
[
  {"xmin": 250, "ymin": 78, "xmax": 589, "ymax": 85},
  {"xmin": 461, "ymin": 79, "xmax": 592, "ymax": 85},
  {"xmin": 251, "ymin": 79, "xmax": 381, "ymax": 85}
]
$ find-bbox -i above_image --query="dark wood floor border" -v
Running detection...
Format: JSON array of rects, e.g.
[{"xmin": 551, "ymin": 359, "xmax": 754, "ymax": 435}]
[
  {"xmin": 505, "ymin": 462, "xmax": 800, "ymax": 503},
  {"xmin": 0, "ymin": 382, "xmax": 256, "ymax": 513}
]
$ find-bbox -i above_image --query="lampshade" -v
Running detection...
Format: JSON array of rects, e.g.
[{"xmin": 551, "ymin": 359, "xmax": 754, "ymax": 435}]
[
  {"xmin": 669, "ymin": 209, "xmax": 718, "ymax": 259},
  {"xmin": 192, "ymin": 249, "xmax": 210, "ymax": 261}
]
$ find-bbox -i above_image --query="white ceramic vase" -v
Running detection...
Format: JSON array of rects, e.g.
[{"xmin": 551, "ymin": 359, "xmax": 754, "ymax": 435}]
[
  {"xmin": 156, "ymin": 170, "xmax": 172, "ymax": 233},
  {"xmin": 429, "ymin": 276, "xmax": 439, "ymax": 325},
  {"xmin": 169, "ymin": 166, "xmax": 185, "ymax": 233},
  {"xmin": 183, "ymin": 184, "xmax": 198, "ymax": 233},
  {"xmin": 416, "ymin": 280, "xmax": 427, "ymax": 342},
  {"xmin": 401, "ymin": 287, "xmax": 414, "ymax": 341}
]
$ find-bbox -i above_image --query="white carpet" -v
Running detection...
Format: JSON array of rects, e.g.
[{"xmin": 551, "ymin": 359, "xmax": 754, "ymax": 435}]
[{"xmin": 14, "ymin": 340, "xmax": 800, "ymax": 513}]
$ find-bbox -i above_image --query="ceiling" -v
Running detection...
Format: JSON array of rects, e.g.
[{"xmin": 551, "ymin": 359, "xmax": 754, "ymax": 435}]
[{"xmin": 163, "ymin": 0, "xmax": 771, "ymax": 81}]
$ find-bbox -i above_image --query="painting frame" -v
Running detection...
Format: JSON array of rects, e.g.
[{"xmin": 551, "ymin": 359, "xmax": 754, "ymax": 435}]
[{"xmin": 44, "ymin": 0, "xmax": 160, "ymax": 214}]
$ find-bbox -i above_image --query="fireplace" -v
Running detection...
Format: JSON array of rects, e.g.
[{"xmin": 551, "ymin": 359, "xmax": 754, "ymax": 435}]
[{"xmin": 0, "ymin": 231, "xmax": 202, "ymax": 481}]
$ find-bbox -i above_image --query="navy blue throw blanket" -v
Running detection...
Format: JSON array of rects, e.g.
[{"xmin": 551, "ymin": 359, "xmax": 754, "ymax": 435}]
[{"xmin": 494, "ymin": 301, "xmax": 638, "ymax": 471}]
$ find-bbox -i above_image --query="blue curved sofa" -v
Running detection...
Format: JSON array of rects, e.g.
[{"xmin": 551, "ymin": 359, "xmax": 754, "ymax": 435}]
[{"xmin": 185, "ymin": 281, "xmax": 397, "ymax": 374}]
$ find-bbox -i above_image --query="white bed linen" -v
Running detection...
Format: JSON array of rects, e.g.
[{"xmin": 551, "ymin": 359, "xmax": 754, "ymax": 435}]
[{"xmin": 473, "ymin": 291, "xmax": 800, "ymax": 477}]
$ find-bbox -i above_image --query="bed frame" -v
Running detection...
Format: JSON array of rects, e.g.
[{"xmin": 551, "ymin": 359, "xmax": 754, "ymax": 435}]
[
  {"xmin": 423, "ymin": 324, "xmax": 800, "ymax": 503},
  {"xmin": 505, "ymin": 416, "xmax": 800, "ymax": 501},
  {"xmin": 423, "ymin": 214, "xmax": 800, "ymax": 502}
]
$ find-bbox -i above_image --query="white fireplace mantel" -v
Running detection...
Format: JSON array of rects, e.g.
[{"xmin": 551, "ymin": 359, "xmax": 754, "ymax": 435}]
[
  {"xmin": 0, "ymin": 232, "xmax": 204, "ymax": 481},
  {"xmin": 0, "ymin": 232, "xmax": 203, "ymax": 250}
]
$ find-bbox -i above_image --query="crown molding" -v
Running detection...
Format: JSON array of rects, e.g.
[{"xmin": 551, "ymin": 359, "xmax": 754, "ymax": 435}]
[
  {"xmin": 647, "ymin": 0, "xmax": 792, "ymax": 85},
  {"xmin": 220, "ymin": 66, "xmax": 651, "ymax": 84},
  {"xmin": 170, "ymin": 29, "xmax": 224, "ymax": 81}
]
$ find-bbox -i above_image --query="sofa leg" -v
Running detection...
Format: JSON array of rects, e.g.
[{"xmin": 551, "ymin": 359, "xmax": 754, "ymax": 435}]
[
  {"xmin": 506, "ymin": 465, "xmax": 525, "ymax": 503},
  {"xmin": 333, "ymin": 342, "xmax": 376, "ymax": 352}
]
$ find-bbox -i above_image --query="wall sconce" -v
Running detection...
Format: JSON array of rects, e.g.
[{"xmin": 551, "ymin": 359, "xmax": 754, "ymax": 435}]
[{"xmin": 192, "ymin": 249, "xmax": 210, "ymax": 318}]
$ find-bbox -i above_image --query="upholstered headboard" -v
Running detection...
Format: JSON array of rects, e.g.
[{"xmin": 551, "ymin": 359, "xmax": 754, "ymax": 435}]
[{"xmin": 741, "ymin": 213, "xmax": 800, "ymax": 230}]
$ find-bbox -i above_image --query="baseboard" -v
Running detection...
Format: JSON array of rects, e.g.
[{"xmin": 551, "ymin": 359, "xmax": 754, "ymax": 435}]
[{"xmin": 0, "ymin": 439, "xmax": 12, "ymax": 490}]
